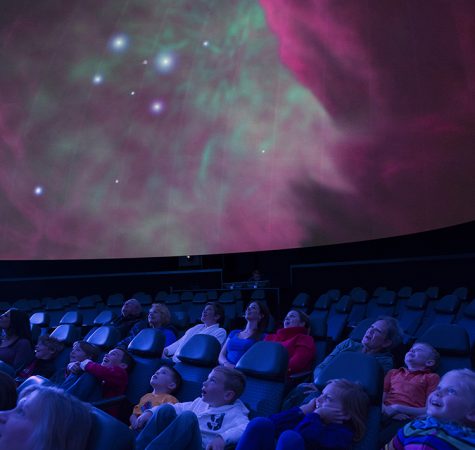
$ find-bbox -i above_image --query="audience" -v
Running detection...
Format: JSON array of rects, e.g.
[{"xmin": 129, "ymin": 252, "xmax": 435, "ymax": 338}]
[
  {"xmin": 163, "ymin": 302, "xmax": 227, "ymax": 363},
  {"xmin": 237, "ymin": 378, "xmax": 369, "ymax": 450},
  {"xmin": 0, "ymin": 309, "xmax": 34, "ymax": 371},
  {"xmin": 379, "ymin": 342, "xmax": 440, "ymax": 446},
  {"xmin": 109, "ymin": 298, "xmax": 145, "ymax": 339},
  {"xmin": 15, "ymin": 335, "xmax": 64, "ymax": 385},
  {"xmin": 130, "ymin": 365, "xmax": 181, "ymax": 430},
  {"xmin": 0, "ymin": 371, "xmax": 17, "ymax": 411},
  {"xmin": 119, "ymin": 303, "xmax": 177, "ymax": 348},
  {"xmin": 0, "ymin": 384, "xmax": 92, "ymax": 450},
  {"xmin": 135, "ymin": 366, "xmax": 249, "ymax": 450},
  {"xmin": 264, "ymin": 309, "xmax": 314, "ymax": 376},
  {"xmin": 219, "ymin": 301, "xmax": 269, "ymax": 368},
  {"xmin": 384, "ymin": 369, "xmax": 475, "ymax": 449}
]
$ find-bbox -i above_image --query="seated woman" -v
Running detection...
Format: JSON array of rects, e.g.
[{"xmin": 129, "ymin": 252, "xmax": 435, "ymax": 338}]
[
  {"xmin": 264, "ymin": 310, "xmax": 314, "ymax": 376},
  {"xmin": 219, "ymin": 301, "xmax": 270, "ymax": 368},
  {"xmin": 0, "ymin": 385, "xmax": 92, "ymax": 450},
  {"xmin": 0, "ymin": 308, "xmax": 34, "ymax": 372},
  {"xmin": 16, "ymin": 335, "xmax": 64, "ymax": 385},
  {"xmin": 118, "ymin": 303, "xmax": 177, "ymax": 348}
]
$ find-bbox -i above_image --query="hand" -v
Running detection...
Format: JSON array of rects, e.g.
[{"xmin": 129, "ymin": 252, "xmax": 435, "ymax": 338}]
[
  {"xmin": 299, "ymin": 398, "xmax": 317, "ymax": 415},
  {"xmin": 392, "ymin": 413, "xmax": 411, "ymax": 421},
  {"xmin": 316, "ymin": 406, "xmax": 349, "ymax": 424},
  {"xmin": 222, "ymin": 361, "xmax": 235, "ymax": 368},
  {"xmin": 130, "ymin": 415, "xmax": 139, "ymax": 430},
  {"xmin": 298, "ymin": 382, "xmax": 319, "ymax": 394},
  {"xmin": 135, "ymin": 410, "xmax": 153, "ymax": 430},
  {"xmin": 382, "ymin": 404, "xmax": 402, "ymax": 417},
  {"xmin": 206, "ymin": 435, "xmax": 225, "ymax": 450},
  {"xmin": 67, "ymin": 362, "xmax": 81, "ymax": 374}
]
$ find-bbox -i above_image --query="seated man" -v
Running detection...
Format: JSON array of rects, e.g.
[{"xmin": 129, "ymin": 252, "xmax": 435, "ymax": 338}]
[
  {"xmin": 135, "ymin": 366, "xmax": 249, "ymax": 450},
  {"xmin": 162, "ymin": 302, "xmax": 227, "ymax": 363},
  {"xmin": 283, "ymin": 316, "xmax": 401, "ymax": 409},
  {"xmin": 109, "ymin": 298, "xmax": 145, "ymax": 339}
]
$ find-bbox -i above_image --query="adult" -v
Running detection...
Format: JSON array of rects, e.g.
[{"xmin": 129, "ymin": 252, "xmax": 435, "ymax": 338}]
[
  {"xmin": 219, "ymin": 301, "xmax": 270, "ymax": 368},
  {"xmin": 109, "ymin": 298, "xmax": 144, "ymax": 339},
  {"xmin": 118, "ymin": 303, "xmax": 177, "ymax": 348},
  {"xmin": 163, "ymin": 302, "xmax": 227, "ymax": 363},
  {"xmin": 0, "ymin": 309, "xmax": 34, "ymax": 371},
  {"xmin": 283, "ymin": 316, "xmax": 401, "ymax": 409},
  {"xmin": 264, "ymin": 310, "xmax": 314, "ymax": 376},
  {"xmin": 0, "ymin": 385, "xmax": 92, "ymax": 450}
]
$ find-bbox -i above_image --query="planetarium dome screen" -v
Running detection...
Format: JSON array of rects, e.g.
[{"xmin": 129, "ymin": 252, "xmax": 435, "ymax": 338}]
[{"xmin": 0, "ymin": 0, "xmax": 474, "ymax": 259}]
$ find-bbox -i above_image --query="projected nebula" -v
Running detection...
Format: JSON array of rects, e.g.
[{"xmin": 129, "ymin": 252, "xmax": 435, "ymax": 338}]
[{"xmin": 0, "ymin": 0, "xmax": 474, "ymax": 259}]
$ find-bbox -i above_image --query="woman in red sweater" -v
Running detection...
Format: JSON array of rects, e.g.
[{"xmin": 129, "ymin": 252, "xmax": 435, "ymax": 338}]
[{"xmin": 264, "ymin": 310, "xmax": 314, "ymax": 376}]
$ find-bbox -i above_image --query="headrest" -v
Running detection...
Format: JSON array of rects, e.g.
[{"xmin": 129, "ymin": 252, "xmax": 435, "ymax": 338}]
[
  {"xmin": 398, "ymin": 286, "xmax": 413, "ymax": 298},
  {"xmin": 293, "ymin": 292, "xmax": 310, "ymax": 308},
  {"xmin": 87, "ymin": 407, "xmax": 135, "ymax": 450},
  {"xmin": 453, "ymin": 287, "xmax": 468, "ymax": 301},
  {"xmin": 86, "ymin": 326, "xmax": 120, "ymax": 349},
  {"xmin": 176, "ymin": 334, "xmax": 221, "ymax": 366},
  {"xmin": 434, "ymin": 295, "xmax": 460, "ymax": 314},
  {"xmin": 236, "ymin": 342, "xmax": 289, "ymax": 381},
  {"xmin": 107, "ymin": 294, "xmax": 124, "ymax": 306},
  {"xmin": 192, "ymin": 292, "xmax": 208, "ymax": 304},
  {"xmin": 418, "ymin": 324, "xmax": 470, "ymax": 356},
  {"xmin": 180, "ymin": 291, "xmax": 194, "ymax": 302},
  {"xmin": 407, "ymin": 292, "xmax": 427, "ymax": 310},
  {"xmin": 171, "ymin": 311, "xmax": 189, "ymax": 328},
  {"xmin": 426, "ymin": 286, "xmax": 439, "ymax": 299},
  {"xmin": 376, "ymin": 291, "xmax": 396, "ymax": 306},
  {"xmin": 313, "ymin": 294, "xmax": 331, "ymax": 310},
  {"xmin": 30, "ymin": 311, "xmax": 50, "ymax": 326},
  {"xmin": 17, "ymin": 375, "xmax": 52, "ymax": 395},
  {"xmin": 350, "ymin": 288, "xmax": 367, "ymax": 304},
  {"xmin": 128, "ymin": 328, "xmax": 166, "ymax": 356},
  {"xmin": 60, "ymin": 311, "xmax": 83, "ymax": 326},
  {"xmin": 327, "ymin": 289, "xmax": 341, "ymax": 302},
  {"xmin": 93, "ymin": 310, "xmax": 116, "ymax": 325},
  {"xmin": 78, "ymin": 297, "xmax": 96, "ymax": 308},
  {"xmin": 165, "ymin": 293, "xmax": 180, "ymax": 305},
  {"xmin": 310, "ymin": 316, "xmax": 327, "ymax": 338},
  {"xmin": 219, "ymin": 292, "xmax": 235, "ymax": 304},
  {"xmin": 314, "ymin": 352, "xmax": 383, "ymax": 402},
  {"xmin": 50, "ymin": 324, "xmax": 81, "ymax": 345},
  {"xmin": 463, "ymin": 300, "xmax": 475, "ymax": 318},
  {"xmin": 44, "ymin": 298, "xmax": 63, "ymax": 311},
  {"xmin": 335, "ymin": 295, "xmax": 352, "ymax": 313}
]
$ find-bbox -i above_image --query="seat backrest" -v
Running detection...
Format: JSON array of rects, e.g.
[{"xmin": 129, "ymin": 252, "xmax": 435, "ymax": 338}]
[
  {"xmin": 50, "ymin": 324, "xmax": 82, "ymax": 345},
  {"xmin": 236, "ymin": 341, "xmax": 289, "ymax": 417},
  {"xmin": 60, "ymin": 311, "xmax": 83, "ymax": 326},
  {"xmin": 126, "ymin": 329, "xmax": 167, "ymax": 404},
  {"xmin": 93, "ymin": 310, "xmax": 116, "ymax": 326},
  {"xmin": 86, "ymin": 407, "xmax": 135, "ymax": 450},
  {"xmin": 86, "ymin": 326, "xmax": 121, "ymax": 350},
  {"xmin": 417, "ymin": 324, "xmax": 471, "ymax": 375},
  {"xmin": 292, "ymin": 292, "xmax": 311, "ymax": 310},
  {"xmin": 174, "ymin": 334, "xmax": 221, "ymax": 402},
  {"xmin": 30, "ymin": 311, "xmax": 50, "ymax": 327}
]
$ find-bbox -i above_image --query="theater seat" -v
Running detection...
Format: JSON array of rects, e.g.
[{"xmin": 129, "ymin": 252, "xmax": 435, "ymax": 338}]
[
  {"xmin": 314, "ymin": 351, "xmax": 383, "ymax": 450},
  {"xmin": 417, "ymin": 323, "xmax": 471, "ymax": 375},
  {"xmin": 86, "ymin": 407, "xmax": 135, "ymax": 450},
  {"xmin": 236, "ymin": 341, "xmax": 288, "ymax": 417},
  {"xmin": 174, "ymin": 334, "xmax": 221, "ymax": 402},
  {"xmin": 86, "ymin": 326, "xmax": 121, "ymax": 351}
]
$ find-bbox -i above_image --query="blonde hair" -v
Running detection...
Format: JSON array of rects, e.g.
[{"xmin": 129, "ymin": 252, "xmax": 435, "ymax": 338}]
[
  {"xmin": 19, "ymin": 385, "xmax": 92, "ymax": 450},
  {"xmin": 150, "ymin": 303, "xmax": 171, "ymax": 326},
  {"xmin": 212, "ymin": 366, "xmax": 246, "ymax": 401},
  {"xmin": 444, "ymin": 369, "xmax": 475, "ymax": 407},
  {"xmin": 326, "ymin": 379, "xmax": 370, "ymax": 441}
]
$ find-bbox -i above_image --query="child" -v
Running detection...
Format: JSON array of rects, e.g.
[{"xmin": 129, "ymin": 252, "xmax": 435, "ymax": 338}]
[
  {"xmin": 236, "ymin": 379, "xmax": 369, "ymax": 450},
  {"xmin": 379, "ymin": 342, "xmax": 440, "ymax": 445},
  {"xmin": 16, "ymin": 335, "xmax": 64, "ymax": 384},
  {"xmin": 385, "ymin": 368, "xmax": 475, "ymax": 449},
  {"xmin": 130, "ymin": 365, "xmax": 181, "ymax": 430},
  {"xmin": 135, "ymin": 366, "xmax": 249, "ymax": 450}
]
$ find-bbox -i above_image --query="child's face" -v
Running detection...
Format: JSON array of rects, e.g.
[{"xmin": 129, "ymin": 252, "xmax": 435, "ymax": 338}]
[
  {"xmin": 315, "ymin": 383, "xmax": 346, "ymax": 415},
  {"xmin": 150, "ymin": 366, "xmax": 176, "ymax": 392},
  {"xmin": 201, "ymin": 369, "xmax": 233, "ymax": 407},
  {"xmin": 102, "ymin": 348, "xmax": 126, "ymax": 368},
  {"xmin": 70, "ymin": 342, "xmax": 88, "ymax": 362},
  {"xmin": 34, "ymin": 341, "xmax": 55, "ymax": 360},
  {"xmin": 427, "ymin": 372, "xmax": 475, "ymax": 425},
  {"xmin": 404, "ymin": 343, "xmax": 434, "ymax": 370}
]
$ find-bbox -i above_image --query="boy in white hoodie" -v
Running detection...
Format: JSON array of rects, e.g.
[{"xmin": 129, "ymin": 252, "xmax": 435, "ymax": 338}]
[{"xmin": 135, "ymin": 366, "xmax": 249, "ymax": 450}]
